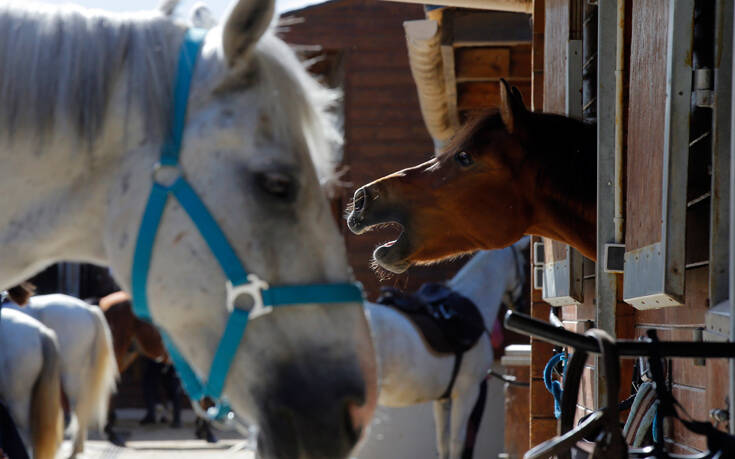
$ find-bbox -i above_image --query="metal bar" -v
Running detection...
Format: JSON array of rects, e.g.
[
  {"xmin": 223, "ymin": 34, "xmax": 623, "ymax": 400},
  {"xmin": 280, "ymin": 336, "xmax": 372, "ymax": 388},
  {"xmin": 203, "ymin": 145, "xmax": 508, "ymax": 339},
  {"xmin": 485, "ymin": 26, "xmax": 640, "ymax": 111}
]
[
  {"xmin": 595, "ymin": 0, "xmax": 620, "ymax": 410},
  {"xmin": 661, "ymin": 0, "xmax": 695, "ymax": 300},
  {"xmin": 728, "ymin": 0, "xmax": 735, "ymax": 435},
  {"xmin": 380, "ymin": 0, "xmax": 533, "ymax": 13},
  {"xmin": 710, "ymin": 0, "xmax": 733, "ymax": 315},
  {"xmin": 504, "ymin": 311, "xmax": 735, "ymax": 358}
]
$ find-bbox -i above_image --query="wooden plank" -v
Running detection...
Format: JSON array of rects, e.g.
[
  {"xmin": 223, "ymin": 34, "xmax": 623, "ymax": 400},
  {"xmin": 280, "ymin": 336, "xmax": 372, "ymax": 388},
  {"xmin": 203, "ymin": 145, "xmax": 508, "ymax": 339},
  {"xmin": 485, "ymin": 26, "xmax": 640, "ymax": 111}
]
[
  {"xmin": 455, "ymin": 47, "xmax": 511, "ymax": 80},
  {"xmin": 532, "ymin": 0, "xmax": 545, "ymax": 111},
  {"xmin": 625, "ymin": 0, "xmax": 668, "ymax": 250},
  {"xmin": 504, "ymin": 365, "xmax": 531, "ymax": 459},
  {"xmin": 531, "ymin": 378, "xmax": 555, "ymax": 417},
  {"xmin": 456, "ymin": 81, "xmax": 532, "ymax": 110},
  {"xmin": 529, "ymin": 417, "xmax": 557, "ymax": 448},
  {"xmin": 543, "ymin": 0, "xmax": 568, "ymax": 114},
  {"xmin": 510, "ymin": 43, "xmax": 533, "ymax": 78}
]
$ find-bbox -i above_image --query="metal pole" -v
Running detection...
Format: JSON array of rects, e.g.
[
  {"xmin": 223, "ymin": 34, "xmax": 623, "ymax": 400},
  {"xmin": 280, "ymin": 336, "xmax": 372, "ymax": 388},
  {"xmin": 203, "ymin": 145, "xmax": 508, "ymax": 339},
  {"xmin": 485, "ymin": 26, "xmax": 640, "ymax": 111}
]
[
  {"xmin": 505, "ymin": 311, "xmax": 735, "ymax": 358},
  {"xmin": 729, "ymin": 0, "xmax": 735, "ymax": 435},
  {"xmin": 596, "ymin": 0, "xmax": 619, "ymax": 409}
]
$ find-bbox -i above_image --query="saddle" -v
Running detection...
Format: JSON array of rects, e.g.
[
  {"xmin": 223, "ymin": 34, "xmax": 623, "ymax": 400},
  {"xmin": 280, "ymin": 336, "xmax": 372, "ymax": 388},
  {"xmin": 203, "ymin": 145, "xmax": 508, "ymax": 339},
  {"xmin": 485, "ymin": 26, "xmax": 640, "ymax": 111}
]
[{"xmin": 377, "ymin": 283, "xmax": 486, "ymax": 354}]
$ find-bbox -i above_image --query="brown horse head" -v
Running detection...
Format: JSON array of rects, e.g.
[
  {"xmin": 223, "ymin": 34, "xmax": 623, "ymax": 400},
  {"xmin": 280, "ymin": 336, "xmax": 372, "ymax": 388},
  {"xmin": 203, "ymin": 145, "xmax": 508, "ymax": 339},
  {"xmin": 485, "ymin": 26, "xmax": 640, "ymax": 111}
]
[{"xmin": 347, "ymin": 80, "xmax": 597, "ymax": 273}]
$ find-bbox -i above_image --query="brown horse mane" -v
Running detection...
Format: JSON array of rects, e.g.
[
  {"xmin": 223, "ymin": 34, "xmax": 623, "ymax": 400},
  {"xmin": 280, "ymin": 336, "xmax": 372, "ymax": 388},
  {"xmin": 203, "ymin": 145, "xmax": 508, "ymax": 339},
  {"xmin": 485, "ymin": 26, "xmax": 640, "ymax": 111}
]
[
  {"xmin": 6, "ymin": 282, "xmax": 36, "ymax": 305},
  {"xmin": 439, "ymin": 109, "xmax": 597, "ymax": 217},
  {"xmin": 525, "ymin": 111, "xmax": 597, "ymax": 213},
  {"xmin": 437, "ymin": 110, "xmax": 503, "ymax": 159}
]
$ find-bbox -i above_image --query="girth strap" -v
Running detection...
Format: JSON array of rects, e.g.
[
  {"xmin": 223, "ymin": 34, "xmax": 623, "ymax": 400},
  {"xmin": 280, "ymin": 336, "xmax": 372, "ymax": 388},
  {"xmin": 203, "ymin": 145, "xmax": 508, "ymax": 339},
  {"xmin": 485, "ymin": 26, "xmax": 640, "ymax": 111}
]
[{"xmin": 440, "ymin": 352, "xmax": 464, "ymax": 400}]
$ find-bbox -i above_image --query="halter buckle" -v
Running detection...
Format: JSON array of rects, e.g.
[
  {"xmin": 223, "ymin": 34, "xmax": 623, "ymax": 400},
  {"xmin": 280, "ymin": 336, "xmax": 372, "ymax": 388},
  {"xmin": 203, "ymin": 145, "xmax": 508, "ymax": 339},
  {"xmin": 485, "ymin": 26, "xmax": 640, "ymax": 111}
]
[{"xmin": 227, "ymin": 274, "xmax": 272, "ymax": 319}]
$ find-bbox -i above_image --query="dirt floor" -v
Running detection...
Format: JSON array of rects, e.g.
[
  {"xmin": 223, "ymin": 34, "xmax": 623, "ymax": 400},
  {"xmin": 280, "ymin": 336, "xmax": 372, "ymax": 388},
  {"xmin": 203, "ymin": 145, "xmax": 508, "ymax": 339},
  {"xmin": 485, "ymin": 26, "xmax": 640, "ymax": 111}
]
[{"xmin": 59, "ymin": 409, "xmax": 255, "ymax": 458}]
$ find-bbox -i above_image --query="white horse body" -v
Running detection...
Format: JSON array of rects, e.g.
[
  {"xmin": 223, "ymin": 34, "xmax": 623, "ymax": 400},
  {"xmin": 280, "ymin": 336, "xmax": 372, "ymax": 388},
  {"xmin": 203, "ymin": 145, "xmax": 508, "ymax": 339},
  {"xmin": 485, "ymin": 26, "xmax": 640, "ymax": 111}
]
[
  {"xmin": 366, "ymin": 239, "xmax": 528, "ymax": 459},
  {"xmin": 4, "ymin": 294, "xmax": 118, "ymax": 456},
  {"xmin": 0, "ymin": 2, "xmax": 376, "ymax": 458},
  {"xmin": 0, "ymin": 307, "xmax": 64, "ymax": 459}
]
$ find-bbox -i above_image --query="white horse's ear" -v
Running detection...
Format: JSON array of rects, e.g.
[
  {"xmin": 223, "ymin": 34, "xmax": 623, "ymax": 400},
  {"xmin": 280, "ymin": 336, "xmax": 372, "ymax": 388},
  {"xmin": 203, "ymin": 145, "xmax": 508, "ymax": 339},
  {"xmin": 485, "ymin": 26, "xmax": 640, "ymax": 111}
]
[
  {"xmin": 190, "ymin": 2, "xmax": 218, "ymax": 29},
  {"xmin": 223, "ymin": 0, "xmax": 275, "ymax": 68}
]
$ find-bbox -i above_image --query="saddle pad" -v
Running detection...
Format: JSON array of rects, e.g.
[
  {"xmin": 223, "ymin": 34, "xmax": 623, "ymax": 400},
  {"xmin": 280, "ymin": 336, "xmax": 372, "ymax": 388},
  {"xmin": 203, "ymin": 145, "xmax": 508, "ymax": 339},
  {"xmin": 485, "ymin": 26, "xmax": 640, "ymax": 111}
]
[{"xmin": 377, "ymin": 283, "xmax": 486, "ymax": 354}]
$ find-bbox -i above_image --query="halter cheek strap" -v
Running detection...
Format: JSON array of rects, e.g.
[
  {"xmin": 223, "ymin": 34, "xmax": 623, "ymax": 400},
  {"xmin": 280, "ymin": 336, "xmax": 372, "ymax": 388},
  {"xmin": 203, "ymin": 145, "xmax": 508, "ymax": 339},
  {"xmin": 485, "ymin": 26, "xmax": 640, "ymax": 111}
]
[{"xmin": 131, "ymin": 28, "xmax": 363, "ymax": 415}]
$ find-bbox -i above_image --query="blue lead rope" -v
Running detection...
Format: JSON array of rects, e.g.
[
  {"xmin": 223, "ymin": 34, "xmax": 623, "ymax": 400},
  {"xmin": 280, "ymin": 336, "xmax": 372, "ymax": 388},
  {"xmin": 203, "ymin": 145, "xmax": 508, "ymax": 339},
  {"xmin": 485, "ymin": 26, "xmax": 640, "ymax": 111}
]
[
  {"xmin": 543, "ymin": 352, "xmax": 567, "ymax": 419},
  {"xmin": 130, "ymin": 28, "xmax": 364, "ymax": 417}
]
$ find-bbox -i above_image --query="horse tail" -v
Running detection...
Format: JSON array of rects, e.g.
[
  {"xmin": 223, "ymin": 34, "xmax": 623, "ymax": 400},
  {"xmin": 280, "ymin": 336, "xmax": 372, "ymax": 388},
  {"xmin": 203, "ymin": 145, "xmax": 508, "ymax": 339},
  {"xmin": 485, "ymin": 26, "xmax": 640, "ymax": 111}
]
[
  {"xmin": 30, "ymin": 328, "xmax": 63, "ymax": 459},
  {"xmin": 77, "ymin": 306, "xmax": 119, "ymax": 431}
]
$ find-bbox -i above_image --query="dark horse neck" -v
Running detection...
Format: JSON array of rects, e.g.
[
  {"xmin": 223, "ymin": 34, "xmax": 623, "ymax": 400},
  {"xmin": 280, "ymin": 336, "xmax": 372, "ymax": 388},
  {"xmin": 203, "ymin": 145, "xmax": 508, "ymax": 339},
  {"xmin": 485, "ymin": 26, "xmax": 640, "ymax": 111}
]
[{"xmin": 524, "ymin": 112, "xmax": 598, "ymax": 260}]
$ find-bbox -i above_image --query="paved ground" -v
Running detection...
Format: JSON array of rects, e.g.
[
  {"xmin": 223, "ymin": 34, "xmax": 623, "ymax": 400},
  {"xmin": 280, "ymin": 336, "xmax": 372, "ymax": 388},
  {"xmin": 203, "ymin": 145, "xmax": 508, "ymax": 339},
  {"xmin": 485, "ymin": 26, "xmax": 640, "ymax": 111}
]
[{"xmin": 59, "ymin": 409, "xmax": 255, "ymax": 458}]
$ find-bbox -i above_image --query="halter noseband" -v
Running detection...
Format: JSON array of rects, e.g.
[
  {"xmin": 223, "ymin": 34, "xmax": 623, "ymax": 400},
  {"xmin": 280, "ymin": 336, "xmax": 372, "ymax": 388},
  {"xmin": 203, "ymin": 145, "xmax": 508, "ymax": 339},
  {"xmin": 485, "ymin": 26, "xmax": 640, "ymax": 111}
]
[{"xmin": 131, "ymin": 28, "xmax": 364, "ymax": 416}]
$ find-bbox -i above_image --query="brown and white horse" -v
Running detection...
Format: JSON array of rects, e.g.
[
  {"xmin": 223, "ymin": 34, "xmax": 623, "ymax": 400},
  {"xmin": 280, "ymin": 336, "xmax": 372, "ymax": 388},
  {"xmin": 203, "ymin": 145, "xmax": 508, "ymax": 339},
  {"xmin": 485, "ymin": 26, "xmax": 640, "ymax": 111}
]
[{"xmin": 347, "ymin": 80, "xmax": 596, "ymax": 272}]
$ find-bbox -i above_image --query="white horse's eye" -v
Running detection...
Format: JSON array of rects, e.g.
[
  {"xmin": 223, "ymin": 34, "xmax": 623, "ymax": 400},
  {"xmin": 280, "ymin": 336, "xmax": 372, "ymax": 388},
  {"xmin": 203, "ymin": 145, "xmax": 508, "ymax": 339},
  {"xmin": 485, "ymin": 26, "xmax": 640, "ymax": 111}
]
[{"xmin": 256, "ymin": 171, "xmax": 294, "ymax": 200}]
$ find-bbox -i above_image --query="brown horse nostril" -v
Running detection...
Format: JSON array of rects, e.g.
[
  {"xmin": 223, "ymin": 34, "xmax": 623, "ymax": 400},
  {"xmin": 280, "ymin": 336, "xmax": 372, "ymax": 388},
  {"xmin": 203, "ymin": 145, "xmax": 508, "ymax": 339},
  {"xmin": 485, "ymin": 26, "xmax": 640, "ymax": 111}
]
[{"xmin": 353, "ymin": 188, "xmax": 367, "ymax": 213}]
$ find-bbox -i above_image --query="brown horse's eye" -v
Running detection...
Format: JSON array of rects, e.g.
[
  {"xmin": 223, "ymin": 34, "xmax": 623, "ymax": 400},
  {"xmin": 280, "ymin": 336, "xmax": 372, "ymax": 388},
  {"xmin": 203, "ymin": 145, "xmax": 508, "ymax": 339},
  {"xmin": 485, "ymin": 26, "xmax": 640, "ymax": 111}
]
[{"xmin": 454, "ymin": 151, "xmax": 474, "ymax": 167}]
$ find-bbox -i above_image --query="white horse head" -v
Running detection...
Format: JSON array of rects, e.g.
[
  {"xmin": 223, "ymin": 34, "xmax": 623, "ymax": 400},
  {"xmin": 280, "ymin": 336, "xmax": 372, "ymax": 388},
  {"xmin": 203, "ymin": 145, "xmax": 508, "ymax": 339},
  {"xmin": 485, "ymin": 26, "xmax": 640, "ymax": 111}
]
[{"xmin": 0, "ymin": 1, "xmax": 377, "ymax": 457}]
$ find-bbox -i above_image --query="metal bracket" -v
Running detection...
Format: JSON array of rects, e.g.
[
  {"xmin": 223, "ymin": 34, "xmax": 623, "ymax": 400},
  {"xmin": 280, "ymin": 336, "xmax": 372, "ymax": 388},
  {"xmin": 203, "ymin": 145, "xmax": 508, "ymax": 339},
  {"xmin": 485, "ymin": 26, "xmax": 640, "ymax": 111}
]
[
  {"xmin": 603, "ymin": 243, "xmax": 625, "ymax": 273},
  {"xmin": 227, "ymin": 274, "xmax": 272, "ymax": 319},
  {"xmin": 542, "ymin": 248, "xmax": 584, "ymax": 306}
]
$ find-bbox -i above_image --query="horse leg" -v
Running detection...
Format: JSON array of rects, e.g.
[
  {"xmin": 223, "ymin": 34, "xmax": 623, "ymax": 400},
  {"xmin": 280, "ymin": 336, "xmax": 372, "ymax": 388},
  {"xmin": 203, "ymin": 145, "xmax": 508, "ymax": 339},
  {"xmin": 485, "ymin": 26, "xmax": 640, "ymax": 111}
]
[
  {"xmin": 433, "ymin": 399, "xmax": 452, "ymax": 459},
  {"xmin": 448, "ymin": 381, "xmax": 488, "ymax": 459},
  {"xmin": 71, "ymin": 406, "xmax": 87, "ymax": 458},
  {"xmin": 104, "ymin": 397, "xmax": 126, "ymax": 447}
]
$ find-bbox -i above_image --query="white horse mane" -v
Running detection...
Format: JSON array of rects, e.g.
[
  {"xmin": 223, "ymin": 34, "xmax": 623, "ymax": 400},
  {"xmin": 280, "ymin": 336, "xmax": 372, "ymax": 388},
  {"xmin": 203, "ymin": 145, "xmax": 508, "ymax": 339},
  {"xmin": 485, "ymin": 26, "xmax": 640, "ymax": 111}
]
[{"xmin": 0, "ymin": 1, "xmax": 340, "ymax": 182}]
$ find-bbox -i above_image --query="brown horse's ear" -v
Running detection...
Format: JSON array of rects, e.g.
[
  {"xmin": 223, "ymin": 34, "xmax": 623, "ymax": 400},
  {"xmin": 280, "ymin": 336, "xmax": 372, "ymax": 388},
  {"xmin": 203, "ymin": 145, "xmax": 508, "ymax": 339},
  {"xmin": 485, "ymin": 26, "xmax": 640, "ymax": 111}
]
[{"xmin": 499, "ymin": 79, "xmax": 525, "ymax": 134}]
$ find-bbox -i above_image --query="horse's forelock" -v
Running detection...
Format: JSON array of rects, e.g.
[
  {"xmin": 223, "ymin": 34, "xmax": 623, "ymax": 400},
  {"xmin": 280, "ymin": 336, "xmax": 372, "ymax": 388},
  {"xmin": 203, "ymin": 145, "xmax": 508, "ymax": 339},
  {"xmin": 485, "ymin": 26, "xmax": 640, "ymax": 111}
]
[{"xmin": 250, "ymin": 34, "xmax": 342, "ymax": 184}]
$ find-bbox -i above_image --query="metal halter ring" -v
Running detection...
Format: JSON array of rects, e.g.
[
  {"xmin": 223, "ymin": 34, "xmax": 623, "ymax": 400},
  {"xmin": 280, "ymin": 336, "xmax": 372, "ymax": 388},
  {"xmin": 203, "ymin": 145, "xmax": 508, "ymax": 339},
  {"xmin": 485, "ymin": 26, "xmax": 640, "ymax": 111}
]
[
  {"xmin": 227, "ymin": 274, "xmax": 272, "ymax": 319},
  {"xmin": 152, "ymin": 162, "xmax": 183, "ymax": 188}
]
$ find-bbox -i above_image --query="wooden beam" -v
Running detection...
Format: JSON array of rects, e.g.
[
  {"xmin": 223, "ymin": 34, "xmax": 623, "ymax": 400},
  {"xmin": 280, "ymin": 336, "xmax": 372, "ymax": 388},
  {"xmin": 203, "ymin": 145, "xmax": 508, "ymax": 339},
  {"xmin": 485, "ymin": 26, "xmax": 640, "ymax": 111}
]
[
  {"xmin": 441, "ymin": 9, "xmax": 460, "ymax": 129},
  {"xmin": 381, "ymin": 0, "xmax": 532, "ymax": 13}
]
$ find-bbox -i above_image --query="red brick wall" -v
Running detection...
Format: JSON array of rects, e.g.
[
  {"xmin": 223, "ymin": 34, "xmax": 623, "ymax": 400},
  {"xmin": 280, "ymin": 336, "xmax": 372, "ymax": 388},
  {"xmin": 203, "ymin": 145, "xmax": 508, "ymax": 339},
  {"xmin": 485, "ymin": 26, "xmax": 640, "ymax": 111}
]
[{"xmin": 280, "ymin": 0, "xmax": 466, "ymax": 299}]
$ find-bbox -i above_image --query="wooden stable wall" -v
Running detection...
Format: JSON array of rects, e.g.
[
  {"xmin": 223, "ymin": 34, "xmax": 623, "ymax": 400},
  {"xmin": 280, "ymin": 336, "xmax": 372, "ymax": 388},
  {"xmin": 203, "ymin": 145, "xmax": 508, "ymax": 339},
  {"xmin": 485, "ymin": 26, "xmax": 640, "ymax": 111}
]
[
  {"xmin": 532, "ymin": 0, "xmax": 729, "ymax": 455},
  {"xmin": 280, "ymin": 0, "xmax": 465, "ymax": 299}
]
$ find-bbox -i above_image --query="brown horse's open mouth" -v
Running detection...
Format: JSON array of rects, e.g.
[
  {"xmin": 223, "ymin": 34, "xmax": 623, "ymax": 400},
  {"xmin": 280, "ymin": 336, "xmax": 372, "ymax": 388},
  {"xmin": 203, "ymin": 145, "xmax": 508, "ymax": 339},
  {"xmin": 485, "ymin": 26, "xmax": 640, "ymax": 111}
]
[
  {"xmin": 371, "ymin": 222, "xmax": 413, "ymax": 274},
  {"xmin": 347, "ymin": 187, "xmax": 414, "ymax": 274}
]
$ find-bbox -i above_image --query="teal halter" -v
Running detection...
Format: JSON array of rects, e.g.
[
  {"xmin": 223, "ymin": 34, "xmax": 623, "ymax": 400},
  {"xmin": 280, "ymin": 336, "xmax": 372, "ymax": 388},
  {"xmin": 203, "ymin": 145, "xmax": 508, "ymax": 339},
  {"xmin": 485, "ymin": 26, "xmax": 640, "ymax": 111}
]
[{"xmin": 131, "ymin": 28, "xmax": 364, "ymax": 418}]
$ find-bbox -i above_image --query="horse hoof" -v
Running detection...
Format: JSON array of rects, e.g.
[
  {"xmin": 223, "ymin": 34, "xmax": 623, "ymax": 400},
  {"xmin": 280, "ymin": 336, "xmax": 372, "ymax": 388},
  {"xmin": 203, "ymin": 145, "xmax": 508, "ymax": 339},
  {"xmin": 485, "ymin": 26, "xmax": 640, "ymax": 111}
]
[
  {"xmin": 107, "ymin": 432, "xmax": 126, "ymax": 447},
  {"xmin": 139, "ymin": 413, "xmax": 156, "ymax": 425},
  {"xmin": 205, "ymin": 431, "xmax": 218, "ymax": 443}
]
